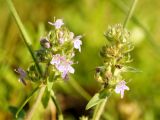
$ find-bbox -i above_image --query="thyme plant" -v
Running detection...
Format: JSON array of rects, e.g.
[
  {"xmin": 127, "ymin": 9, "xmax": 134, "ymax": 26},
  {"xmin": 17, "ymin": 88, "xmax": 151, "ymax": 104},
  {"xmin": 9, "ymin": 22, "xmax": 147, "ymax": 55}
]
[
  {"xmin": 7, "ymin": 0, "xmax": 83, "ymax": 118},
  {"xmin": 16, "ymin": 18, "xmax": 82, "ymax": 120}
]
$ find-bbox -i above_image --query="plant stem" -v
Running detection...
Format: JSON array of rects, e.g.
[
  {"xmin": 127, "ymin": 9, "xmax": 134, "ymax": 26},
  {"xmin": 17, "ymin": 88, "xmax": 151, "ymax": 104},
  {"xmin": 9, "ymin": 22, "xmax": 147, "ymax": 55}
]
[
  {"xmin": 6, "ymin": 0, "xmax": 43, "ymax": 76},
  {"xmin": 92, "ymin": 97, "xmax": 107, "ymax": 120},
  {"xmin": 123, "ymin": 0, "xmax": 138, "ymax": 28},
  {"xmin": 51, "ymin": 91, "xmax": 63, "ymax": 120},
  {"xmin": 24, "ymin": 85, "xmax": 46, "ymax": 120},
  {"xmin": 44, "ymin": 62, "xmax": 50, "ymax": 78}
]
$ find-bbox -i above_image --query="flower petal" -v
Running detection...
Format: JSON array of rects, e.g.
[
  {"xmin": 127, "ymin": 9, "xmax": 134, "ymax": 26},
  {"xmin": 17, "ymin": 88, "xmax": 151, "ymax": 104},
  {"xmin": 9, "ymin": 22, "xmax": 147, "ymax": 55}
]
[{"xmin": 48, "ymin": 19, "xmax": 64, "ymax": 29}]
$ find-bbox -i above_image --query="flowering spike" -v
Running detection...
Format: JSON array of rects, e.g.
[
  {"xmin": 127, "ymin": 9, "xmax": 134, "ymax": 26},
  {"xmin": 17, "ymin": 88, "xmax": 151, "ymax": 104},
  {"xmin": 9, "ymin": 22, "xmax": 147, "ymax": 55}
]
[{"xmin": 94, "ymin": 24, "xmax": 134, "ymax": 99}]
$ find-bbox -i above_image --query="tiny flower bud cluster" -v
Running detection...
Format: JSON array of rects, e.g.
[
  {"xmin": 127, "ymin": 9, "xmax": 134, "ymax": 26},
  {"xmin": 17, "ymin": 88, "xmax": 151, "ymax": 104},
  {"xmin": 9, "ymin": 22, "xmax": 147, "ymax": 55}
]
[
  {"xmin": 95, "ymin": 24, "xmax": 133, "ymax": 98},
  {"xmin": 104, "ymin": 24, "xmax": 130, "ymax": 43}
]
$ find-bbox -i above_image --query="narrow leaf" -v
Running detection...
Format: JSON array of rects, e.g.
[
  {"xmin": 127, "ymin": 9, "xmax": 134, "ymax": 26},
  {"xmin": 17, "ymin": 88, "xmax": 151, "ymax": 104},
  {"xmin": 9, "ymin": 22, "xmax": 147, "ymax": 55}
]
[
  {"xmin": 16, "ymin": 86, "xmax": 39, "ymax": 118},
  {"xmin": 86, "ymin": 93, "xmax": 104, "ymax": 110},
  {"xmin": 86, "ymin": 89, "xmax": 109, "ymax": 110}
]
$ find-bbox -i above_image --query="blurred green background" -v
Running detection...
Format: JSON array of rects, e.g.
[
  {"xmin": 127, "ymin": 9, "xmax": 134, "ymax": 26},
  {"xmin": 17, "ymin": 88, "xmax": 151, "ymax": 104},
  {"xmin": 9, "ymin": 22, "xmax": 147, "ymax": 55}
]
[{"xmin": 0, "ymin": 0, "xmax": 160, "ymax": 120}]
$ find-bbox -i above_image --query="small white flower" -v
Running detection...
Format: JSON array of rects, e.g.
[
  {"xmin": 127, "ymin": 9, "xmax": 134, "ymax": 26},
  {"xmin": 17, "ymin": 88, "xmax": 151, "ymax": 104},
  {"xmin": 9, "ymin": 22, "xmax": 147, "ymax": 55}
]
[
  {"xmin": 115, "ymin": 80, "xmax": 129, "ymax": 98},
  {"xmin": 48, "ymin": 19, "xmax": 64, "ymax": 29},
  {"xmin": 57, "ymin": 60, "xmax": 74, "ymax": 79},
  {"xmin": 73, "ymin": 35, "xmax": 82, "ymax": 52}
]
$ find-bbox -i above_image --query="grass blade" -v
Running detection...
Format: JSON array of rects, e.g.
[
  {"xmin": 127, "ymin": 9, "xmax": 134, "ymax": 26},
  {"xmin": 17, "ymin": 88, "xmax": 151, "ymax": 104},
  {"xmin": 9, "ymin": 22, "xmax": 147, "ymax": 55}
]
[{"xmin": 6, "ymin": 0, "xmax": 43, "ymax": 76}]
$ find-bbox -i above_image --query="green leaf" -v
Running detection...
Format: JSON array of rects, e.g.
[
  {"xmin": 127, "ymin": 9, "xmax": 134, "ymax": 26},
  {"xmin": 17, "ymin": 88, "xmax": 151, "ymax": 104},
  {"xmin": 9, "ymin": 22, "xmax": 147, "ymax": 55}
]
[
  {"xmin": 16, "ymin": 86, "xmax": 39, "ymax": 118},
  {"xmin": 86, "ymin": 93, "xmax": 104, "ymax": 110},
  {"xmin": 86, "ymin": 89, "xmax": 109, "ymax": 110},
  {"xmin": 42, "ymin": 88, "xmax": 51, "ymax": 108}
]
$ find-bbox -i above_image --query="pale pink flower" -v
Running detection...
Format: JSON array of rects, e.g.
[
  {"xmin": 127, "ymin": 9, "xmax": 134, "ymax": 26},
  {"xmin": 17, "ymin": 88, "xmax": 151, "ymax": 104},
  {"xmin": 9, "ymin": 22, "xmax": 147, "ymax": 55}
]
[
  {"xmin": 50, "ymin": 54, "xmax": 74, "ymax": 79},
  {"xmin": 48, "ymin": 19, "xmax": 64, "ymax": 29},
  {"xmin": 57, "ymin": 60, "xmax": 74, "ymax": 79},
  {"xmin": 115, "ymin": 80, "xmax": 129, "ymax": 98}
]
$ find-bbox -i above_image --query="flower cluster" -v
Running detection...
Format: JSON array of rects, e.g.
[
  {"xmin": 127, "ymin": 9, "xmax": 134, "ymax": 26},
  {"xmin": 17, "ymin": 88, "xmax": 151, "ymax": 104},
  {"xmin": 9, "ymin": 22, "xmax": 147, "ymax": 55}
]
[
  {"xmin": 95, "ymin": 24, "xmax": 133, "ymax": 98},
  {"xmin": 47, "ymin": 19, "xmax": 82, "ymax": 80},
  {"xmin": 17, "ymin": 18, "xmax": 82, "ymax": 84}
]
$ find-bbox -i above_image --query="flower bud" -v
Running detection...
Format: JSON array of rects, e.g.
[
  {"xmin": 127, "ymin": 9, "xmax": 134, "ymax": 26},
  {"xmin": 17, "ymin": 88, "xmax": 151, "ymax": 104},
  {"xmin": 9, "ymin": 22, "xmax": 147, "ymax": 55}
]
[
  {"xmin": 104, "ymin": 24, "xmax": 130, "ymax": 43},
  {"xmin": 40, "ymin": 38, "xmax": 51, "ymax": 48}
]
